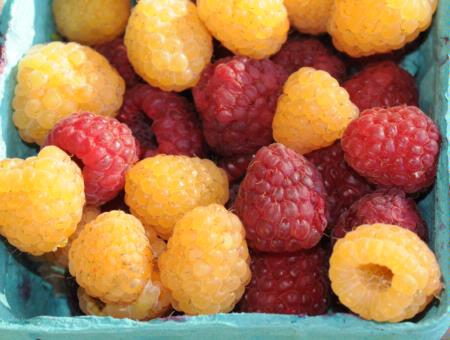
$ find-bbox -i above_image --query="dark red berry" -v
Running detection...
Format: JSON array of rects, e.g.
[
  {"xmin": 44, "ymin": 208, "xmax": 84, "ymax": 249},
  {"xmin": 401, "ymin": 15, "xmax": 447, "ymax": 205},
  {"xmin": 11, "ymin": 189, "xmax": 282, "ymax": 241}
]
[{"xmin": 218, "ymin": 154, "xmax": 254, "ymax": 183}]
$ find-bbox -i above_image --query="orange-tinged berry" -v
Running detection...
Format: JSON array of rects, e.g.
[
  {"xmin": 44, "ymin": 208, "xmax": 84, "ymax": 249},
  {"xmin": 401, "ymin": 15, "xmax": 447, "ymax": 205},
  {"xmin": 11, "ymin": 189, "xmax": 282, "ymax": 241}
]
[
  {"xmin": 197, "ymin": 0, "xmax": 289, "ymax": 59},
  {"xmin": 12, "ymin": 42, "xmax": 125, "ymax": 144},
  {"xmin": 329, "ymin": 224, "xmax": 442, "ymax": 322},
  {"xmin": 69, "ymin": 211, "xmax": 153, "ymax": 304},
  {"xmin": 273, "ymin": 67, "xmax": 358, "ymax": 154},
  {"xmin": 159, "ymin": 204, "xmax": 251, "ymax": 315},
  {"xmin": 284, "ymin": 0, "xmax": 334, "ymax": 35},
  {"xmin": 125, "ymin": 155, "xmax": 229, "ymax": 239},
  {"xmin": 328, "ymin": 0, "xmax": 437, "ymax": 57},
  {"xmin": 125, "ymin": 0, "xmax": 212, "ymax": 92},
  {"xmin": 53, "ymin": 0, "xmax": 131, "ymax": 45},
  {"xmin": 0, "ymin": 146, "xmax": 85, "ymax": 256}
]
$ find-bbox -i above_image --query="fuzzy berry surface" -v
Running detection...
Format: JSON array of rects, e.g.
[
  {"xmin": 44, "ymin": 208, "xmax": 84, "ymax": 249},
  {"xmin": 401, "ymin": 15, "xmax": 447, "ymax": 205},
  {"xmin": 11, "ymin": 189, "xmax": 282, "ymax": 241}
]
[
  {"xmin": 45, "ymin": 112, "xmax": 139, "ymax": 205},
  {"xmin": 193, "ymin": 56, "xmax": 287, "ymax": 157},
  {"xmin": 234, "ymin": 143, "xmax": 327, "ymax": 252},
  {"xmin": 343, "ymin": 61, "xmax": 418, "ymax": 111},
  {"xmin": 240, "ymin": 246, "xmax": 330, "ymax": 315},
  {"xmin": 118, "ymin": 84, "xmax": 205, "ymax": 158},
  {"xmin": 272, "ymin": 38, "xmax": 346, "ymax": 81},
  {"xmin": 94, "ymin": 38, "xmax": 140, "ymax": 89},
  {"xmin": 342, "ymin": 106, "xmax": 440, "ymax": 193},
  {"xmin": 332, "ymin": 189, "xmax": 428, "ymax": 243},
  {"xmin": 306, "ymin": 141, "xmax": 373, "ymax": 226}
]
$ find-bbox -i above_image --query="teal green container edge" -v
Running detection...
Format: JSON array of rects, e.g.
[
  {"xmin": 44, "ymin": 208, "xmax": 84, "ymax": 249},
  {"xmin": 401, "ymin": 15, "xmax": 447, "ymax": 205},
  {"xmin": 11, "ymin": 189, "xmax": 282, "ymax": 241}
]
[{"xmin": 0, "ymin": 0, "xmax": 449, "ymax": 339}]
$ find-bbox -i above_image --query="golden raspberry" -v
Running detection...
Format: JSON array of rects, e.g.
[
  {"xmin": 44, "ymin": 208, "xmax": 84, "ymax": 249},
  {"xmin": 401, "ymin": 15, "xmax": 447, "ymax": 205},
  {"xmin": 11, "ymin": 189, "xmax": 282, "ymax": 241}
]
[
  {"xmin": 145, "ymin": 226, "xmax": 167, "ymax": 260},
  {"xmin": 124, "ymin": 0, "xmax": 212, "ymax": 92},
  {"xmin": 328, "ymin": 0, "xmax": 437, "ymax": 57},
  {"xmin": 12, "ymin": 42, "xmax": 125, "ymax": 145},
  {"xmin": 53, "ymin": 0, "xmax": 131, "ymax": 45},
  {"xmin": 273, "ymin": 67, "xmax": 358, "ymax": 154},
  {"xmin": 43, "ymin": 206, "xmax": 100, "ymax": 268},
  {"xmin": 125, "ymin": 155, "xmax": 229, "ymax": 239},
  {"xmin": 284, "ymin": 0, "xmax": 334, "ymax": 35},
  {"xmin": 69, "ymin": 211, "xmax": 153, "ymax": 304},
  {"xmin": 0, "ymin": 146, "xmax": 85, "ymax": 256},
  {"xmin": 197, "ymin": 0, "xmax": 289, "ymax": 59},
  {"xmin": 159, "ymin": 204, "xmax": 251, "ymax": 315},
  {"xmin": 330, "ymin": 224, "xmax": 442, "ymax": 322}
]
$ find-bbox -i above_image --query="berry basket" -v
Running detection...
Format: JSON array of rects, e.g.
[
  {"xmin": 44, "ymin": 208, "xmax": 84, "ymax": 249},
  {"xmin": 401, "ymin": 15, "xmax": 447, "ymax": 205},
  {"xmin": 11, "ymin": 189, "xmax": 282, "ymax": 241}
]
[{"xmin": 0, "ymin": 0, "xmax": 449, "ymax": 339}]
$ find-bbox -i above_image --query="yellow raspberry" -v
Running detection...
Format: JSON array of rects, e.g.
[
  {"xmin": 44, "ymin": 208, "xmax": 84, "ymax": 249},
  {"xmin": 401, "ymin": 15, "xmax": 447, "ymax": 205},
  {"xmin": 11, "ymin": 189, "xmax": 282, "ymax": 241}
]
[
  {"xmin": 159, "ymin": 204, "xmax": 251, "ymax": 315},
  {"xmin": 330, "ymin": 224, "xmax": 442, "ymax": 322},
  {"xmin": 284, "ymin": 0, "xmax": 334, "ymax": 35},
  {"xmin": 43, "ymin": 206, "xmax": 100, "ymax": 268},
  {"xmin": 12, "ymin": 42, "xmax": 125, "ymax": 145},
  {"xmin": 197, "ymin": 0, "xmax": 289, "ymax": 59},
  {"xmin": 0, "ymin": 146, "xmax": 85, "ymax": 256},
  {"xmin": 69, "ymin": 211, "xmax": 153, "ymax": 304},
  {"xmin": 145, "ymin": 226, "xmax": 167, "ymax": 261},
  {"xmin": 125, "ymin": 155, "xmax": 229, "ymax": 240},
  {"xmin": 53, "ymin": 0, "xmax": 131, "ymax": 45},
  {"xmin": 124, "ymin": 0, "xmax": 212, "ymax": 92},
  {"xmin": 273, "ymin": 67, "xmax": 358, "ymax": 154},
  {"xmin": 328, "ymin": 0, "xmax": 437, "ymax": 57}
]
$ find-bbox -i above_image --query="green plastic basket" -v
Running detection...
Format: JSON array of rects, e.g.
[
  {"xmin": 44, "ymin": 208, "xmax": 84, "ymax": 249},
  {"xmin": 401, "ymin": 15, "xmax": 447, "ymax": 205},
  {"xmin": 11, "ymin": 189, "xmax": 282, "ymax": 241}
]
[{"xmin": 0, "ymin": 0, "xmax": 449, "ymax": 339}]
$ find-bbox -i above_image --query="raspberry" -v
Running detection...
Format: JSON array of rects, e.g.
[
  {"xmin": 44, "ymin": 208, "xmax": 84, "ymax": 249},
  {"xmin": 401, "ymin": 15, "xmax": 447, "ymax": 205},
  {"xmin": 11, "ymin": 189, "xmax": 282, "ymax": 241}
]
[
  {"xmin": 343, "ymin": 62, "xmax": 418, "ymax": 111},
  {"xmin": 94, "ymin": 38, "xmax": 140, "ymax": 89},
  {"xmin": 197, "ymin": 0, "xmax": 289, "ymax": 59},
  {"xmin": 272, "ymin": 38, "xmax": 347, "ymax": 81},
  {"xmin": 328, "ymin": 1, "xmax": 437, "ymax": 57},
  {"xmin": 193, "ymin": 56, "xmax": 287, "ymax": 157},
  {"xmin": 284, "ymin": 0, "xmax": 334, "ymax": 35},
  {"xmin": 306, "ymin": 141, "xmax": 373, "ymax": 226},
  {"xmin": 342, "ymin": 106, "xmax": 440, "ymax": 193},
  {"xmin": 332, "ymin": 189, "xmax": 428, "ymax": 243},
  {"xmin": 273, "ymin": 67, "xmax": 359, "ymax": 154},
  {"xmin": 240, "ymin": 247, "xmax": 330, "ymax": 315},
  {"xmin": 0, "ymin": 146, "xmax": 85, "ymax": 255},
  {"xmin": 12, "ymin": 42, "xmax": 125, "ymax": 145},
  {"xmin": 125, "ymin": 155, "xmax": 229, "ymax": 239},
  {"xmin": 159, "ymin": 204, "xmax": 251, "ymax": 315},
  {"xmin": 330, "ymin": 224, "xmax": 442, "ymax": 322},
  {"xmin": 53, "ymin": 0, "xmax": 130, "ymax": 45},
  {"xmin": 218, "ymin": 154, "xmax": 254, "ymax": 183},
  {"xmin": 44, "ymin": 206, "xmax": 100, "ymax": 268},
  {"xmin": 118, "ymin": 84, "xmax": 205, "ymax": 158},
  {"xmin": 78, "ymin": 271, "xmax": 171, "ymax": 320},
  {"xmin": 234, "ymin": 143, "xmax": 327, "ymax": 252},
  {"xmin": 46, "ymin": 112, "xmax": 139, "ymax": 206},
  {"xmin": 124, "ymin": 0, "xmax": 212, "ymax": 91},
  {"xmin": 69, "ymin": 211, "xmax": 153, "ymax": 304}
]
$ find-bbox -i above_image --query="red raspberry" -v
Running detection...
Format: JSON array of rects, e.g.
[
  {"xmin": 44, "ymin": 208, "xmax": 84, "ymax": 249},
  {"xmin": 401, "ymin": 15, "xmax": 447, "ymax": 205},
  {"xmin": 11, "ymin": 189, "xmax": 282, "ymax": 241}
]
[
  {"xmin": 342, "ymin": 106, "xmax": 440, "ymax": 193},
  {"xmin": 306, "ymin": 141, "xmax": 373, "ymax": 226},
  {"xmin": 240, "ymin": 246, "xmax": 330, "ymax": 315},
  {"xmin": 193, "ymin": 56, "xmax": 287, "ymax": 157},
  {"xmin": 332, "ymin": 189, "xmax": 428, "ymax": 243},
  {"xmin": 45, "ymin": 112, "xmax": 139, "ymax": 206},
  {"xmin": 343, "ymin": 61, "xmax": 418, "ymax": 111},
  {"xmin": 118, "ymin": 84, "xmax": 206, "ymax": 158},
  {"xmin": 218, "ymin": 154, "xmax": 254, "ymax": 183},
  {"xmin": 271, "ymin": 38, "xmax": 346, "ymax": 81},
  {"xmin": 234, "ymin": 143, "xmax": 327, "ymax": 252},
  {"xmin": 94, "ymin": 38, "xmax": 140, "ymax": 89}
]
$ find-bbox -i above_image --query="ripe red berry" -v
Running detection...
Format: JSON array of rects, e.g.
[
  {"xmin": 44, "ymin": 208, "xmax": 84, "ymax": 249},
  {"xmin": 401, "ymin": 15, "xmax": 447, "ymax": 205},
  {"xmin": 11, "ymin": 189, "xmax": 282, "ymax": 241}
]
[
  {"xmin": 218, "ymin": 154, "xmax": 254, "ymax": 183},
  {"xmin": 118, "ymin": 84, "xmax": 206, "ymax": 158},
  {"xmin": 234, "ymin": 143, "xmax": 327, "ymax": 252},
  {"xmin": 332, "ymin": 189, "xmax": 428, "ymax": 243},
  {"xmin": 193, "ymin": 56, "xmax": 287, "ymax": 157},
  {"xmin": 306, "ymin": 141, "xmax": 373, "ymax": 226},
  {"xmin": 271, "ymin": 38, "xmax": 346, "ymax": 81},
  {"xmin": 240, "ymin": 246, "xmax": 330, "ymax": 315},
  {"xmin": 342, "ymin": 106, "xmax": 440, "ymax": 193},
  {"xmin": 343, "ymin": 61, "xmax": 418, "ymax": 111},
  {"xmin": 45, "ymin": 112, "xmax": 139, "ymax": 205}
]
